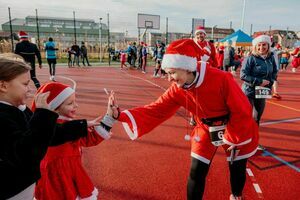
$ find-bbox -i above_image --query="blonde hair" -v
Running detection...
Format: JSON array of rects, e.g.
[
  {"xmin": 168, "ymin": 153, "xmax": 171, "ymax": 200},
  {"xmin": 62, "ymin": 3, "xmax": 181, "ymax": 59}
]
[
  {"xmin": 252, "ymin": 43, "xmax": 271, "ymax": 57},
  {"xmin": 0, "ymin": 53, "xmax": 31, "ymax": 81}
]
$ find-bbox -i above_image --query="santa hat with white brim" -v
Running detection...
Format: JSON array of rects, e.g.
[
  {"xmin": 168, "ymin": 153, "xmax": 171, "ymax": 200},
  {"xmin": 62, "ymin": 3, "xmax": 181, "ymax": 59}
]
[
  {"xmin": 252, "ymin": 35, "xmax": 272, "ymax": 46},
  {"xmin": 31, "ymin": 82, "xmax": 75, "ymax": 111},
  {"xmin": 18, "ymin": 31, "xmax": 29, "ymax": 39},
  {"xmin": 194, "ymin": 26, "xmax": 206, "ymax": 35},
  {"xmin": 161, "ymin": 39, "xmax": 202, "ymax": 72}
]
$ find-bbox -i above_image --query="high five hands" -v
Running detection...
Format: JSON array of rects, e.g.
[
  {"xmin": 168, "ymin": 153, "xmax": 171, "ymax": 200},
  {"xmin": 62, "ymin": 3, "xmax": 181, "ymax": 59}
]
[{"xmin": 107, "ymin": 91, "xmax": 120, "ymax": 119}]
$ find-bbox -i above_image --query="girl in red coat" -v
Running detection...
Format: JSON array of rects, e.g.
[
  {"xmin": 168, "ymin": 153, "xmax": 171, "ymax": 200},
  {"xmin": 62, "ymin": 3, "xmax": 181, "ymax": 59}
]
[
  {"xmin": 33, "ymin": 82, "xmax": 115, "ymax": 200},
  {"xmin": 111, "ymin": 39, "xmax": 258, "ymax": 200}
]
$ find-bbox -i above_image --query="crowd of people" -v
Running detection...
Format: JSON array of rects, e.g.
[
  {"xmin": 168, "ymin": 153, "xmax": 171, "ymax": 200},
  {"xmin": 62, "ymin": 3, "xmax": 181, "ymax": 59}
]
[
  {"xmin": 67, "ymin": 41, "xmax": 92, "ymax": 68},
  {"xmin": 0, "ymin": 27, "xmax": 299, "ymax": 200}
]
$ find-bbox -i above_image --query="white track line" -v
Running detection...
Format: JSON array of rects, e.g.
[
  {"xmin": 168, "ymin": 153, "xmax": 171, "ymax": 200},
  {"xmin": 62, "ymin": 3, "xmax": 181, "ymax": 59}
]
[
  {"xmin": 104, "ymin": 88, "xmax": 109, "ymax": 95},
  {"xmin": 261, "ymin": 117, "xmax": 300, "ymax": 126},
  {"xmin": 246, "ymin": 168, "xmax": 264, "ymax": 198},
  {"xmin": 123, "ymin": 71, "xmax": 167, "ymax": 91},
  {"xmin": 253, "ymin": 183, "xmax": 263, "ymax": 194},
  {"xmin": 38, "ymin": 74, "xmax": 77, "ymax": 90}
]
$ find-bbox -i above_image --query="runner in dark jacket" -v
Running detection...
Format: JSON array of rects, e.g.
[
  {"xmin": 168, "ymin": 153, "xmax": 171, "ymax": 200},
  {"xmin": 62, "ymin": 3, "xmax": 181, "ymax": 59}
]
[{"xmin": 15, "ymin": 31, "xmax": 42, "ymax": 89}]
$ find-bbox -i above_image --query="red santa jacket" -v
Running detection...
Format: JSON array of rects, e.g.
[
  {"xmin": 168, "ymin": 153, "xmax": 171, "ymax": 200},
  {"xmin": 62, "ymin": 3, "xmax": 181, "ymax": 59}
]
[
  {"xmin": 119, "ymin": 62, "xmax": 258, "ymax": 147},
  {"xmin": 35, "ymin": 117, "xmax": 109, "ymax": 200},
  {"xmin": 193, "ymin": 40, "xmax": 218, "ymax": 68}
]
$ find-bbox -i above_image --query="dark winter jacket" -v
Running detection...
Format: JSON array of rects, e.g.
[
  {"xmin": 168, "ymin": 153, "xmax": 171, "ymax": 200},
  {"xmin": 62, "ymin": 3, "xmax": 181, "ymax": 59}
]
[
  {"xmin": 0, "ymin": 103, "xmax": 88, "ymax": 199},
  {"xmin": 240, "ymin": 53, "xmax": 278, "ymax": 98},
  {"xmin": 15, "ymin": 40, "xmax": 42, "ymax": 65}
]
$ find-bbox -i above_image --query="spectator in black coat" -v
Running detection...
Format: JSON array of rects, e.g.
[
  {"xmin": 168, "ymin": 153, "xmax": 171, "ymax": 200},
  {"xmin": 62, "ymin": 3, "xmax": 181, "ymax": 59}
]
[{"xmin": 15, "ymin": 31, "xmax": 42, "ymax": 89}]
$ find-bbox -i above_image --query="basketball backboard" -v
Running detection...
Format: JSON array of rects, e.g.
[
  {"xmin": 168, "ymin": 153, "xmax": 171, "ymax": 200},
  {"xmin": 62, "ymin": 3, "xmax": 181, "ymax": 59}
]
[{"xmin": 138, "ymin": 13, "xmax": 160, "ymax": 29}]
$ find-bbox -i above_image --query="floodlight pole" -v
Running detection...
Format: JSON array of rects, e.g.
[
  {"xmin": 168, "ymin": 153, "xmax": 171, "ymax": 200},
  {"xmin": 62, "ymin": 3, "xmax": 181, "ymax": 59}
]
[
  {"xmin": 107, "ymin": 13, "xmax": 110, "ymax": 66},
  {"xmin": 8, "ymin": 7, "xmax": 14, "ymax": 52},
  {"xmin": 211, "ymin": 25, "xmax": 217, "ymax": 40},
  {"xmin": 99, "ymin": 17, "xmax": 103, "ymax": 63},
  {"xmin": 73, "ymin": 11, "xmax": 77, "ymax": 44},
  {"xmin": 35, "ymin": 9, "xmax": 40, "ymax": 50},
  {"xmin": 241, "ymin": 0, "xmax": 246, "ymax": 31},
  {"xmin": 166, "ymin": 17, "xmax": 169, "ymax": 45}
]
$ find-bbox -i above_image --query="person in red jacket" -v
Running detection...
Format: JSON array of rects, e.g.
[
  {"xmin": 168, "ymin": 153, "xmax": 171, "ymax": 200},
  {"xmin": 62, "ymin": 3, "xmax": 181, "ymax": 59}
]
[
  {"xmin": 193, "ymin": 26, "xmax": 218, "ymax": 68},
  {"xmin": 33, "ymin": 82, "xmax": 115, "ymax": 200},
  {"xmin": 216, "ymin": 45, "xmax": 225, "ymax": 69},
  {"xmin": 291, "ymin": 47, "xmax": 300, "ymax": 72},
  {"xmin": 111, "ymin": 39, "xmax": 258, "ymax": 200}
]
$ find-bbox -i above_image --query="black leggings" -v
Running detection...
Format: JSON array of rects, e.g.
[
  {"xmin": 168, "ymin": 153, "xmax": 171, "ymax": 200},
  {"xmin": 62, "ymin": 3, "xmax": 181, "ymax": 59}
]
[
  {"xmin": 29, "ymin": 63, "xmax": 40, "ymax": 89},
  {"xmin": 187, "ymin": 157, "xmax": 248, "ymax": 200},
  {"xmin": 247, "ymin": 97, "xmax": 266, "ymax": 125}
]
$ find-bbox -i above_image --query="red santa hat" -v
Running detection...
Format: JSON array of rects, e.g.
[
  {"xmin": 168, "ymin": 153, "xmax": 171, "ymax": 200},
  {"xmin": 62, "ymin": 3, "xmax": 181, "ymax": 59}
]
[
  {"xmin": 161, "ymin": 39, "xmax": 201, "ymax": 72},
  {"xmin": 252, "ymin": 35, "xmax": 271, "ymax": 46},
  {"xmin": 18, "ymin": 31, "xmax": 29, "ymax": 39},
  {"xmin": 276, "ymin": 44, "xmax": 282, "ymax": 49},
  {"xmin": 195, "ymin": 26, "xmax": 206, "ymax": 35},
  {"xmin": 31, "ymin": 82, "xmax": 75, "ymax": 112},
  {"xmin": 219, "ymin": 45, "xmax": 225, "ymax": 50}
]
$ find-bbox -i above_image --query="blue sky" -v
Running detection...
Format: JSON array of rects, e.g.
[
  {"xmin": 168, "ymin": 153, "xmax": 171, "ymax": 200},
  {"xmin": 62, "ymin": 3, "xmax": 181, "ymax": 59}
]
[{"xmin": 0, "ymin": 0, "xmax": 299, "ymax": 36}]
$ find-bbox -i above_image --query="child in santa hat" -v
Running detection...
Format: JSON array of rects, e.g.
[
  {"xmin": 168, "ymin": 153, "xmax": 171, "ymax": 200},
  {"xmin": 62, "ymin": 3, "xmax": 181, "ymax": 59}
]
[
  {"xmin": 120, "ymin": 49, "xmax": 128, "ymax": 70},
  {"xmin": 111, "ymin": 39, "xmax": 258, "ymax": 200},
  {"xmin": 33, "ymin": 82, "xmax": 116, "ymax": 200}
]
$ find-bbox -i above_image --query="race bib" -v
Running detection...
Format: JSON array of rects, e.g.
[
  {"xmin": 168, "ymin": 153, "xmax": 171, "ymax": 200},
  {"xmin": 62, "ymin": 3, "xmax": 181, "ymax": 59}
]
[
  {"xmin": 255, "ymin": 86, "xmax": 272, "ymax": 99},
  {"xmin": 208, "ymin": 125, "xmax": 225, "ymax": 146}
]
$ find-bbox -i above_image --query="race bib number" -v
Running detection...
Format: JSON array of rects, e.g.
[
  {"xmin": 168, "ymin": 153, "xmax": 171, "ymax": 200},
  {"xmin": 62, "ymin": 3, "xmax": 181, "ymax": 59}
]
[
  {"xmin": 208, "ymin": 125, "xmax": 226, "ymax": 146},
  {"xmin": 255, "ymin": 86, "xmax": 272, "ymax": 99}
]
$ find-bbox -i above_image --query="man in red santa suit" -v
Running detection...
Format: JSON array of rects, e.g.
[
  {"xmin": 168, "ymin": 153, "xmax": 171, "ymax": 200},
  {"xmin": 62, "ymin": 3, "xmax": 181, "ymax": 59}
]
[
  {"xmin": 193, "ymin": 26, "xmax": 218, "ymax": 68},
  {"xmin": 112, "ymin": 39, "xmax": 259, "ymax": 200}
]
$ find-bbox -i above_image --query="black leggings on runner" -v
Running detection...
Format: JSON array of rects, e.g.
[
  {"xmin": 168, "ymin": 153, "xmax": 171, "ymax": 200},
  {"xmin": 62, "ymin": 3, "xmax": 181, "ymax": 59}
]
[
  {"xmin": 187, "ymin": 157, "xmax": 248, "ymax": 200},
  {"xmin": 29, "ymin": 63, "xmax": 40, "ymax": 89}
]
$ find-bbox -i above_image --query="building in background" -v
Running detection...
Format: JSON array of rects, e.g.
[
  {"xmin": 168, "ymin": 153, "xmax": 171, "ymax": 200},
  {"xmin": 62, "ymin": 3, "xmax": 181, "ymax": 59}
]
[
  {"xmin": 1, "ymin": 16, "xmax": 108, "ymax": 52},
  {"xmin": 253, "ymin": 30, "xmax": 299, "ymax": 48},
  {"xmin": 146, "ymin": 27, "xmax": 235, "ymax": 47}
]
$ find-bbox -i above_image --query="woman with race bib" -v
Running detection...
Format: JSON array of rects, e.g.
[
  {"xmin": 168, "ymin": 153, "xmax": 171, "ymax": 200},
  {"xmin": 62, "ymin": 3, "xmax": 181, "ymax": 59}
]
[
  {"xmin": 111, "ymin": 39, "xmax": 258, "ymax": 200},
  {"xmin": 240, "ymin": 35, "xmax": 278, "ymax": 125}
]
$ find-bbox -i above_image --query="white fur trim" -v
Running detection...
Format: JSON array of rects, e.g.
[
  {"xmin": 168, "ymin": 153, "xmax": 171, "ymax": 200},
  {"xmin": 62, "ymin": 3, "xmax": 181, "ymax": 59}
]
[
  {"xmin": 226, "ymin": 148, "xmax": 257, "ymax": 162},
  {"xmin": 76, "ymin": 188, "xmax": 98, "ymax": 200},
  {"xmin": 191, "ymin": 152, "xmax": 210, "ymax": 164},
  {"xmin": 161, "ymin": 54, "xmax": 197, "ymax": 72},
  {"xmin": 204, "ymin": 46, "xmax": 211, "ymax": 54},
  {"xmin": 252, "ymin": 35, "xmax": 271, "ymax": 46},
  {"xmin": 121, "ymin": 110, "xmax": 138, "ymax": 140},
  {"xmin": 201, "ymin": 54, "xmax": 209, "ymax": 62},
  {"xmin": 195, "ymin": 61, "xmax": 207, "ymax": 87},
  {"xmin": 195, "ymin": 29, "xmax": 206, "ymax": 35},
  {"xmin": 58, "ymin": 115, "xmax": 72, "ymax": 121},
  {"xmin": 49, "ymin": 87, "xmax": 74, "ymax": 110},
  {"xmin": 18, "ymin": 104, "xmax": 27, "ymax": 111},
  {"xmin": 8, "ymin": 183, "xmax": 35, "ymax": 200},
  {"xmin": 222, "ymin": 137, "xmax": 252, "ymax": 146},
  {"xmin": 94, "ymin": 125, "xmax": 111, "ymax": 140}
]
